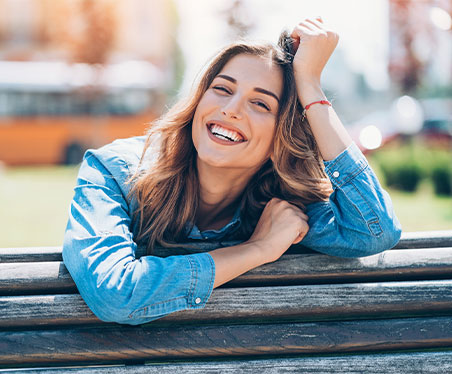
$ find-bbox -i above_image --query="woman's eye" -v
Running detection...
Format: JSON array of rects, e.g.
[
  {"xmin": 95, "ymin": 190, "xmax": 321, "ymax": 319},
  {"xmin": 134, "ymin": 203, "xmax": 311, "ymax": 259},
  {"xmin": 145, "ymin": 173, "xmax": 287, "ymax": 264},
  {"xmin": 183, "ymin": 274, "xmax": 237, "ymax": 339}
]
[
  {"xmin": 253, "ymin": 100, "xmax": 270, "ymax": 111},
  {"xmin": 212, "ymin": 86, "xmax": 231, "ymax": 94}
]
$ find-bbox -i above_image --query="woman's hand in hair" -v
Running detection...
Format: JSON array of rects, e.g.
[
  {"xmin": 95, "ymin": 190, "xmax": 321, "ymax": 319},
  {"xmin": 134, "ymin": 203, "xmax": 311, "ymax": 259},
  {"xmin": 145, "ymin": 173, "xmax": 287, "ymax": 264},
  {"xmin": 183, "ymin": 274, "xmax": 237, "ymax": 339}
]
[
  {"xmin": 247, "ymin": 198, "xmax": 309, "ymax": 264},
  {"xmin": 290, "ymin": 17, "xmax": 339, "ymax": 85},
  {"xmin": 289, "ymin": 18, "xmax": 351, "ymax": 161}
]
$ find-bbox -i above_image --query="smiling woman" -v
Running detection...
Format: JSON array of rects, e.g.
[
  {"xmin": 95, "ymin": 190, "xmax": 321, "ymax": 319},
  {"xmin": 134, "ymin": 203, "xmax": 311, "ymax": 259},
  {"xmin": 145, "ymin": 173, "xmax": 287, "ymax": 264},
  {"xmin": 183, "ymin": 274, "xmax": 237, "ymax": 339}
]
[{"xmin": 62, "ymin": 18, "xmax": 402, "ymax": 325}]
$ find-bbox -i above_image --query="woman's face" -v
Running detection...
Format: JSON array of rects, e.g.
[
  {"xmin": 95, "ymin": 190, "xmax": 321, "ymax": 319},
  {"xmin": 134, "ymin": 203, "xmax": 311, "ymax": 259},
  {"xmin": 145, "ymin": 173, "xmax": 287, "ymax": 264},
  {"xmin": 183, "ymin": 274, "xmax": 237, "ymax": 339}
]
[{"xmin": 192, "ymin": 53, "xmax": 283, "ymax": 175}]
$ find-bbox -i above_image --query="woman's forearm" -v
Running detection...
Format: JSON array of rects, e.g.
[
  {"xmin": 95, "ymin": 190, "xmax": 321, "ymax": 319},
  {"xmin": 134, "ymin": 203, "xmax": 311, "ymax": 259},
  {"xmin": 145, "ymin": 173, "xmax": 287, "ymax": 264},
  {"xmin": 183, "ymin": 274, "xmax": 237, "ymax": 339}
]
[
  {"xmin": 296, "ymin": 80, "xmax": 352, "ymax": 161},
  {"xmin": 209, "ymin": 241, "xmax": 265, "ymax": 288},
  {"xmin": 290, "ymin": 18, "xmax": 352, "ymax": 161}
]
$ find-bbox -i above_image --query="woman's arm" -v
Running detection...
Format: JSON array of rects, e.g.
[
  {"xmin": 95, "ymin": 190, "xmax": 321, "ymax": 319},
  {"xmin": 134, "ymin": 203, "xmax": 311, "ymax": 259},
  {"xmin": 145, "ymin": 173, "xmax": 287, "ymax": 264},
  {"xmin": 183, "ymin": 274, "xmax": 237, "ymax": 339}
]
[
  {"xmin": 63, "ymin": 150, "xmax": 215, "ymax": 325},
  {"xmin": 290, "ymin": 18, "xmax": 401, "ymax": 255},
  {"xmin": 300, "ymin": 142, "xmax": 402, "ymax": 257},
  {"xmin": 290, "ymin": 17, "xmax": 352, "ymax": 161},
  {"xmin": 63, "ymin": 148, "xmax": 308, "ymax": 324}
]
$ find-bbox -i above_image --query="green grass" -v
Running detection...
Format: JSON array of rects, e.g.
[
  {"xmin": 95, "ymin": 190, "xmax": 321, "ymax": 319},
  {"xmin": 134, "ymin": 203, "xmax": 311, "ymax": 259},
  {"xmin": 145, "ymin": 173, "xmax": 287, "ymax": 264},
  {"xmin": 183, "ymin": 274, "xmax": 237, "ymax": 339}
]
[
  {"xmin": 0, "ymin": 165, "xmax": 79, "ymax": 247},
  {"xmin": 386, "ymin": 182, "xmax": 452, "ymax": 232},
  {"xmin": 0, "ymin": 165, "xmax": 451, "ymax": 247}
]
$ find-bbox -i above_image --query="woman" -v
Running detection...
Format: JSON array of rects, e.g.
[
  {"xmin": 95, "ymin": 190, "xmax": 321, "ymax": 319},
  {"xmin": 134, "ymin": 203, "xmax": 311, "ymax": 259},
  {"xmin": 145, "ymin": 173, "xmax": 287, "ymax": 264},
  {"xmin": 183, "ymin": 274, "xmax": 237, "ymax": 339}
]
[{"xmin": 63, "ymin": 18, "xmax": 401, "ymax": 325}]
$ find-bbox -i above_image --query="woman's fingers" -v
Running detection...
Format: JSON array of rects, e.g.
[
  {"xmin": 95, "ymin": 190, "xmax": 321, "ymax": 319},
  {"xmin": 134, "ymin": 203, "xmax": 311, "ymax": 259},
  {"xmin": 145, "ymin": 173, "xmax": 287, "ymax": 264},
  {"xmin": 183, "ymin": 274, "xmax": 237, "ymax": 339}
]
[
  {"xmin": 270, "ymin": 198, "xmax": 309, "ymax": 244},
  {"xmin": 268, "ymin": 197, "xmax": 308, "ymax": 220},
  {"xmin": 297, "ymin": 209, "xmax": 309, "ymax": 222},
  {"xmin": 293, "ymin": 214, "xmax": 310, "ymax": 244},
  {"xmin": 248, "ymin": 198, "xmax": 311, "ymax": 263},
  {"xmin": 297, "ymin": 21, "xmax": 316, "ymax": 32},
  {"xmin": 290, "ymin": 17, "xmax": 332, "ymax": 54},
  {"xmin": 305, "ymin": 18, "xmax": 327, "ymax": 31},
  {"xmin": 319, "ymin": 178, "xmax": 334, "ymax": 196},
  {"xmin": 290, "ymin": 16, "xmax": 339, "ymax": 81}
]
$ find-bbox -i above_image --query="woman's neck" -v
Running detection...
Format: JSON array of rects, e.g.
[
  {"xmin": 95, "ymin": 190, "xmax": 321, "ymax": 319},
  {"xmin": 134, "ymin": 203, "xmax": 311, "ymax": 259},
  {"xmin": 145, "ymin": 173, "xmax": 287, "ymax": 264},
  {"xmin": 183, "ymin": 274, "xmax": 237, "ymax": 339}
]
[{"xmin": 195, "ymin": 161, "xmax": 255, "ymax": 231}]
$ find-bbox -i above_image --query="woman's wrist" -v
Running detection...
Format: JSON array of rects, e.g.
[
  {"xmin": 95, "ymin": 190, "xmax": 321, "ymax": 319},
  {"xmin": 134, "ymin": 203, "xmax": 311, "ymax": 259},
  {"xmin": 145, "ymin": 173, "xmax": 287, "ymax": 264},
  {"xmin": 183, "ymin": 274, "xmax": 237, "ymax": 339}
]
[
  {"xmin": 295, "ymin": 79, "xmax": 326, "ymax": 107},
  {"xmin": 245, "ymin": 238, "xmax": 282, "ymax": 265}
]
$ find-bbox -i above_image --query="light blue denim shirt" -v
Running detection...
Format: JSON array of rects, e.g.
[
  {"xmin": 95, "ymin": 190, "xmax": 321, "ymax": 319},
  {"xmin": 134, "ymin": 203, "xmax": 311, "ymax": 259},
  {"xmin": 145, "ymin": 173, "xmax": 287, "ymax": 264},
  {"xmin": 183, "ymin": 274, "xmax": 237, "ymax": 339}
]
[{"xmin": 63, "ymin": 136, "xmax": 401, "ymax": 325}]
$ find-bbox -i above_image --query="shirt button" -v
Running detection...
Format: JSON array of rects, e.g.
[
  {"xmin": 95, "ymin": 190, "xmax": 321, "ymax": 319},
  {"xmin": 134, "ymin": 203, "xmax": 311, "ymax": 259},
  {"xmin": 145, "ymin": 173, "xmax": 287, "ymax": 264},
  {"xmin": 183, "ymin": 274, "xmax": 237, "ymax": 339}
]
[
  {"xmin": 195, "ymin": 297, "xmax": 202, "ymax": 304},
  {"xmin": 332, "ymin": 171, "xmax": 340, "ymax": 178}
]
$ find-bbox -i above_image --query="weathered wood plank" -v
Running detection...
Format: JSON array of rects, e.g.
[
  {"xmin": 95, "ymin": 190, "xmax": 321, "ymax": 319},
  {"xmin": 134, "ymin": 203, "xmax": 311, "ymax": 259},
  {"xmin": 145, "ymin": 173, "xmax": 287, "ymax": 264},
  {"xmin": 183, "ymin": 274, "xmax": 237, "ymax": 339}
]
[
  {"xmin": 6, "ymin": 351, "xmax": 452, "ymax": 374},
  {"xmin": 1, "ymin": 231, "xmax": 451, "ymax": 263},
  {"xmin": 234, "ymin": 247, "xmax": 452, "ymax": 286},
  {"xmin": 395, "ymin": 230, "xmax": 452, "ymax": 249},
  {"xmin": 2, "ymin": 248, "xmax": 452, "ymax": 295},
  {"xmin": 1, "ymin": 317, "xmax": 452, "ymax": 367},
  {"xmin": 0, "ymin": 262, "xmax": 76, "ymax": 295},
  {"xmin": 2, "ymin": 280, "xmax": 452, "ymax": 328},
  {"xmin": 0, "ymin": 247, "xmax": 62, "ymax": 263}
]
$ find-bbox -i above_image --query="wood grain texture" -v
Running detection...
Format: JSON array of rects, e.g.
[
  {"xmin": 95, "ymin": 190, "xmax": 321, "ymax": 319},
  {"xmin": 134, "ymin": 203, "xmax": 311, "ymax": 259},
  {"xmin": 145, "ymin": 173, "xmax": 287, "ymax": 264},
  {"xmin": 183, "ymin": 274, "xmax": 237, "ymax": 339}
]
[
  {"xmin": 2, "ymin": 247, "xmax": 452, "ymax": 295},
  {"xmin": 1, "ymin": 231, "xmax": 451, "ymax": 263},
  {"xmin": 6, "ymin": 351, "xmax": 452, "ymax": 374},
  {"xmin": 2, "ymin": 280, "xmax": 452, "ymax": 328},
  {"xmin": 234, "ymin": 247, "xmax": 452, "ymax": 286},
  {"xmin": 0, "ymin": 247, "xmax": 62, "ymax": 263},
  {"xmin": 1, "ymin": 317, "xmax": 452, "ymax": 367},
  {"xmin": 0, "ymin": 262, "xmax": 75, "ymax": 295},
  {"xmin": 1, "ymin": 232, "xmax": 452, "ymax": 370}
]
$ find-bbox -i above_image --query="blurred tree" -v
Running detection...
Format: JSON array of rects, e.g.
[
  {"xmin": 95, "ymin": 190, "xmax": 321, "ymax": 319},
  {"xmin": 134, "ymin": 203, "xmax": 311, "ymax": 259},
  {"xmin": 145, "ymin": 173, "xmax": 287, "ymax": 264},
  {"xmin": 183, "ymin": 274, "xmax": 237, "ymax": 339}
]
[
  {"xmin": 166, "ymin": 0, "xmax": 185, "ymax": 98},
  {"xmin": 55, "ymin": 0, "xmax": 118, "ymax": 65},
  {"xmin": 389, "ymin": 0, "xmax": 425, "ymax": 94},
  {"xmin": 388, "ymin": 0, "xmax": 447, "ymax": 95}
]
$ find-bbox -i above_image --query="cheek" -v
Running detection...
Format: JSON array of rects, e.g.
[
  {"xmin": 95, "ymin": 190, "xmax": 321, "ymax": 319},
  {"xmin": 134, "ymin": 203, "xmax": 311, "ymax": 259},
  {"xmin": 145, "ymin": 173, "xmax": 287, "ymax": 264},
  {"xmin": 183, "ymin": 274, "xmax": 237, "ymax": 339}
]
[
  {"xmin": 250, "ymin": 117, "xmax": 277, "ymax": 161},
  {"xmin": 257, "ymin": 117, "xmax": 277, "ymax": 146}
]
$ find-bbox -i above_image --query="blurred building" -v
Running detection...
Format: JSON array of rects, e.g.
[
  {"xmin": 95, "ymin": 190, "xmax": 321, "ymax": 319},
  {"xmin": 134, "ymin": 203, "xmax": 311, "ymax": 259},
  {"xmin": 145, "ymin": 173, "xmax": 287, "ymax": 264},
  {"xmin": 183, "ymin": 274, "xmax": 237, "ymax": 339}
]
[{"xmin": 0, "ymin": 0, "xmax": 178, "ymax": 165}]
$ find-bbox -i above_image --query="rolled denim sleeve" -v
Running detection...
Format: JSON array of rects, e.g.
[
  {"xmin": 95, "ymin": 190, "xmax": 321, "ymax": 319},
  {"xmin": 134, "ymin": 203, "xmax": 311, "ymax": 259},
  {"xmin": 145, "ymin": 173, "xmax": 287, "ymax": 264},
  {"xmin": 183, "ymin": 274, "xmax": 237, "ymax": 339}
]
[
  {"xmin": 301, "ymin": 142, "xmax": 402, "ymax": 257},
  {"xmin": 62, "ymin": 152, "xmax": 215, "ymax": 325}
]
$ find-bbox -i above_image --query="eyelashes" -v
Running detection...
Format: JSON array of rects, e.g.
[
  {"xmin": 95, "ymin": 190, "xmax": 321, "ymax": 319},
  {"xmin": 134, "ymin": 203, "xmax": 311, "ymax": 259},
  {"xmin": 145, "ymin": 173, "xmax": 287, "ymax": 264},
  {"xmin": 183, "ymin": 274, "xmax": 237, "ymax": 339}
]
[
  {"xmin": 252, "ymin": 100, "xmax": 270, "ymax": 111},
  {"xmin": 212, "ymin": 85, "xmax": 231, "ymax": 94}
]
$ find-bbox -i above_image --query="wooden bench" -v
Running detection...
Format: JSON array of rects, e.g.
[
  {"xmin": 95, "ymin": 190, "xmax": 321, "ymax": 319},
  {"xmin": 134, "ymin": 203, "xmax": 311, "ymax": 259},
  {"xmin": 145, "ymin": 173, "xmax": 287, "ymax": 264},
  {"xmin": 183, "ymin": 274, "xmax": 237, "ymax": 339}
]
[{"xmin": 1, "ymin": 230, "xmax": 452, "ymax": 373}]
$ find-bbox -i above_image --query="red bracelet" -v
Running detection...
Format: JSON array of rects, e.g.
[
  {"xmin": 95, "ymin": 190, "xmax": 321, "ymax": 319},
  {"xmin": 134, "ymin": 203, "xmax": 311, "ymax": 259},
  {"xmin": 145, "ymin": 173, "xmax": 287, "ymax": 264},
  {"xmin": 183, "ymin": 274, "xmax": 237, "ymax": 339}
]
[{"xmin": 301, "ymin": 100, "xmax": 332, "ymax": 121}]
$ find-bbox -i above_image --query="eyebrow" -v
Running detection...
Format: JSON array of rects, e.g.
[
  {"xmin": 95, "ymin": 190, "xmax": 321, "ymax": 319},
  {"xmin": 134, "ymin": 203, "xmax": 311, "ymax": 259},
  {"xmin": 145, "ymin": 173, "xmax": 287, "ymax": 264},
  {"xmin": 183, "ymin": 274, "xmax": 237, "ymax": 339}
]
[{"xmin": 216, "ymin": 74, "xmax": 280, "ymax": 104}]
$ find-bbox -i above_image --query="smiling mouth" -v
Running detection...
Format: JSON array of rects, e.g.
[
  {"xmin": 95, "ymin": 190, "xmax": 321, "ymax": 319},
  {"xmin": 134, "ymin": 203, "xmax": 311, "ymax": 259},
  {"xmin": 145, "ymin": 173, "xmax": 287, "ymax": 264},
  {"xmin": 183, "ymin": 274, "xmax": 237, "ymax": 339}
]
[{"xmin": 207, "ymin": 123, "xmax": 246, "ymax": 143}]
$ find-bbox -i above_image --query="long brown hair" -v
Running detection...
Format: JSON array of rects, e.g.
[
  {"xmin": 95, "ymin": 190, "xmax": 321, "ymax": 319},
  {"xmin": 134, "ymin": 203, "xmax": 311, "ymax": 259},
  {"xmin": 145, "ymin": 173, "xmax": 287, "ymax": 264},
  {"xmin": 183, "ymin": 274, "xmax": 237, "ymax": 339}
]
[{"xmin": 129, "ymin": 32, "xmax": 329, "ymax": 253}]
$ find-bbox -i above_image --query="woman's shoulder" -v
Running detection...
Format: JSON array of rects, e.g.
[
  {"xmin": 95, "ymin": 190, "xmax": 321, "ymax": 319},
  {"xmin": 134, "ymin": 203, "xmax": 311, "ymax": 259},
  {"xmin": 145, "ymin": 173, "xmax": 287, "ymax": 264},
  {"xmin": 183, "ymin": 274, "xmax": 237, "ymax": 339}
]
[
  {"xmin": 87, "ymin": 135, "xmax": 146, "ymax": 170},
  {"xmin": 82, "ymin": 135, "xmax": 148, "ymax": 195}
]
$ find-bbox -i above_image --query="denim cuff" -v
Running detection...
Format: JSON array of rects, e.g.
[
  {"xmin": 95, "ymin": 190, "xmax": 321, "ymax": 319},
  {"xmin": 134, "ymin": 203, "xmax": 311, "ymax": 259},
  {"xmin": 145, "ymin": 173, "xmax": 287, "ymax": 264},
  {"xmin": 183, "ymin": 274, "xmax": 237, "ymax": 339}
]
[
  {"xmin": 186, "ymin": 252, "xmax": 215, "ymax": 309},
  {"xmin": 323, "ymin": 142, "xmax": 368, "ymax": 188}
]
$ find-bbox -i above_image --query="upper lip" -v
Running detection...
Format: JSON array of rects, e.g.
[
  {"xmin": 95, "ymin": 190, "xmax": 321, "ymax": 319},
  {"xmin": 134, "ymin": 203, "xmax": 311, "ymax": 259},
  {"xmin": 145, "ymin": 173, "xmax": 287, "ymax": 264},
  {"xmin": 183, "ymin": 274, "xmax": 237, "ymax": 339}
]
[{"xmin": 206, "ymin": 120, "xmax": 248, "ymax": 141}]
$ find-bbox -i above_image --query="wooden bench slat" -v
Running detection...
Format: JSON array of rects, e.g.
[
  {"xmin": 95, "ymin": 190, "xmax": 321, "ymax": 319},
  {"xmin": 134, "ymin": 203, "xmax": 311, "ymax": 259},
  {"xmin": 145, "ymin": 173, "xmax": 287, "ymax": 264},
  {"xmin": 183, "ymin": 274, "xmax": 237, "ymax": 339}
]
[
  {"xmin": 0, "ymin": 247, "xmax": 62, "ymax": 263},
  {"xmin": 2, "ymin": 231, "xmax": 451, "ymax": 263},
  {"xmin": 2, "ymin": 280, "xmax": 452, "ymax": 328},
  {"xmin": 8, "ymin": 351, "xmax": 452, "ymax": 374},
  {"xmin": 1, "ymin": 317, "xmax": 451, "ymax": 367},
  {"xmin": 1, "ymin": 232, "xmax": 452, "ymax": 371},
  {"xmin": 0, "ymin": 262, "xmax": 76, "ymax": 295},
  {"xmin": 395, "ymin": 230, "xmax": 452, "ymax": 249},
  {"xmin": 236, "ymin": 247, "xmax": 452, "ymax": 285},
  {"xmin": 2, "ymin": 248, "xmax": 452, "ymax": 295}
]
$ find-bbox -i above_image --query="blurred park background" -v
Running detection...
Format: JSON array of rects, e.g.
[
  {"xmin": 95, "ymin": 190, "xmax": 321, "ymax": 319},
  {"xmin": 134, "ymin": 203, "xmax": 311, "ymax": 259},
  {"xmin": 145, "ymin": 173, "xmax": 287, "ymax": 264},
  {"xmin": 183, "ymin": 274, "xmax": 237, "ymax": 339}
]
[{"xmin": 0, "ymin": 0, "xmax": 451, "ymax": 247}]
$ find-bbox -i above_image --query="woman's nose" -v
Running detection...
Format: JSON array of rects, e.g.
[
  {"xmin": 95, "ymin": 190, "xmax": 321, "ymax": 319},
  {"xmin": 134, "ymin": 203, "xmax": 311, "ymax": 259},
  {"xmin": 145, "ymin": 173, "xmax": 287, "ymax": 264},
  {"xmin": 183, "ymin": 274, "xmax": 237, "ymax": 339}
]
[{"xmin": 221, "ymin": 96, "xmax": 243, "ymax": 120}]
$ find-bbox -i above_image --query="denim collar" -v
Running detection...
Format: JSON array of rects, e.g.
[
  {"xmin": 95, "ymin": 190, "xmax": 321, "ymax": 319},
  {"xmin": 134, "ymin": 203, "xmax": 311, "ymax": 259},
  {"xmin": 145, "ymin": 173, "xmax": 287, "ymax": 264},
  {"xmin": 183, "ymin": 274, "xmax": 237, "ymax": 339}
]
[{"xmin": 186, "ymin": 205, "xmax": 242, "ymax": 240}]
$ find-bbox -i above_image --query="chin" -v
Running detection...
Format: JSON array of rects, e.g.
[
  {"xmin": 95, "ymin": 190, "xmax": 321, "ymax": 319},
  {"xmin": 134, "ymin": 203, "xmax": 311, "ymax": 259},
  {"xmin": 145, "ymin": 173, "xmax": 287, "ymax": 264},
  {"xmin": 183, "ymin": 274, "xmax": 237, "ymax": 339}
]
[{"xmin": 197, "ymin": 152, "xmax": 235, "ymax": 169}]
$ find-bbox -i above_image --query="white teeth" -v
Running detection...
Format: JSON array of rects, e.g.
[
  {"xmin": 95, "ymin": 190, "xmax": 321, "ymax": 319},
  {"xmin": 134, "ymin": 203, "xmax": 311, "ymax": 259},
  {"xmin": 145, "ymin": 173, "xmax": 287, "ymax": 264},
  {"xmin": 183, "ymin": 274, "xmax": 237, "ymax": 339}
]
[{"xmin": 210, "ymin": 124, "xmax": 243, "ymax": 142}]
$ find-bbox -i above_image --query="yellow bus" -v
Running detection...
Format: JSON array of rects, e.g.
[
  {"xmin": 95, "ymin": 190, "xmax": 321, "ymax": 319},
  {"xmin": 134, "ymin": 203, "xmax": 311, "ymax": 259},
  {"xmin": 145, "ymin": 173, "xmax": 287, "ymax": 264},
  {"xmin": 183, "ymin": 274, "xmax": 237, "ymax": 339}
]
[{"xmin": 0, "ymin": 61, "xmax": 165, "ymax": 165}]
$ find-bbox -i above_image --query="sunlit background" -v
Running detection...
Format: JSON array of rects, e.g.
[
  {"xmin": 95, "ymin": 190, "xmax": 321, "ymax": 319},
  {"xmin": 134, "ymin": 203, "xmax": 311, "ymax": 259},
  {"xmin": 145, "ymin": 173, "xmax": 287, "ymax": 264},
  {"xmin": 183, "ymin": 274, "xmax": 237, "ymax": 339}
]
[{"xmin": 0, "ymin": 0, "xmax": 451, "ymax": 246}]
